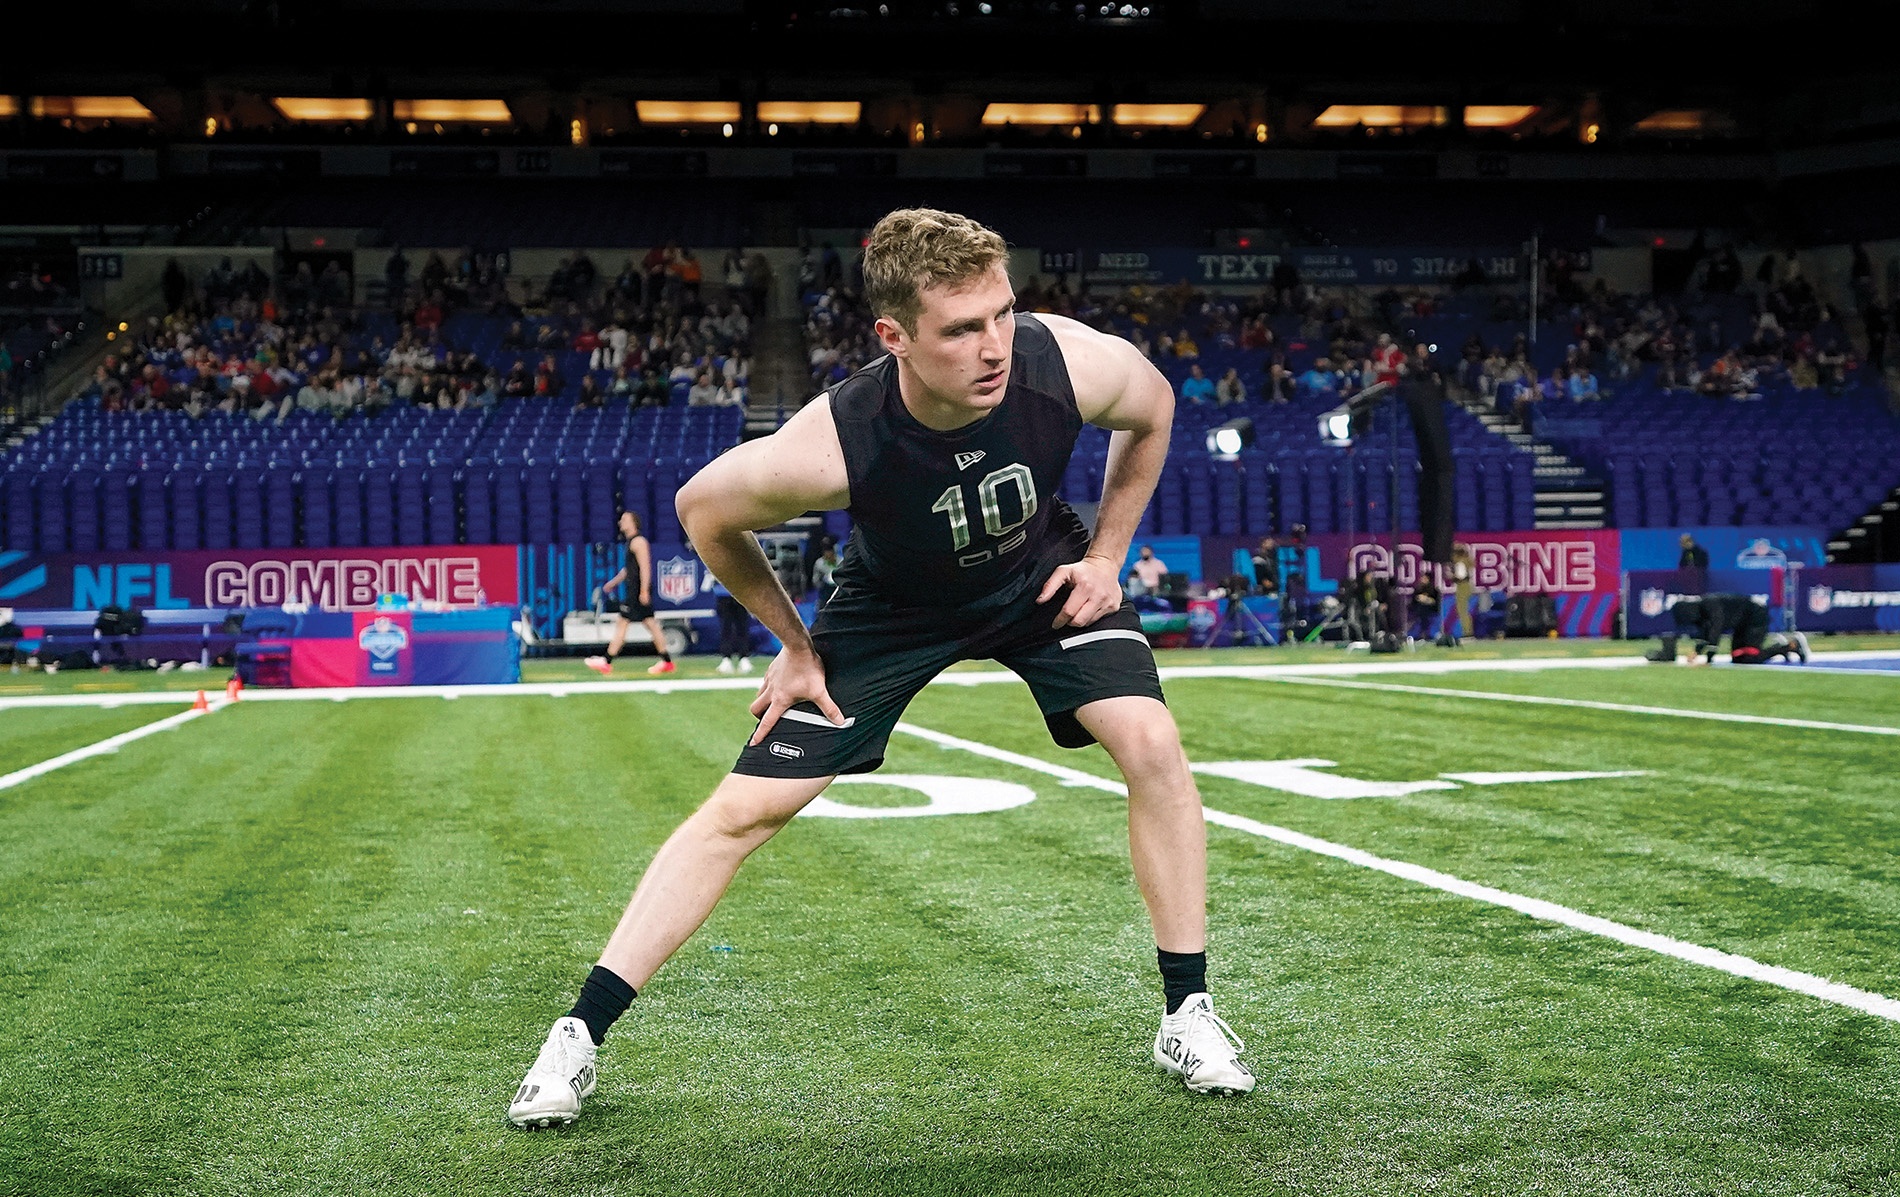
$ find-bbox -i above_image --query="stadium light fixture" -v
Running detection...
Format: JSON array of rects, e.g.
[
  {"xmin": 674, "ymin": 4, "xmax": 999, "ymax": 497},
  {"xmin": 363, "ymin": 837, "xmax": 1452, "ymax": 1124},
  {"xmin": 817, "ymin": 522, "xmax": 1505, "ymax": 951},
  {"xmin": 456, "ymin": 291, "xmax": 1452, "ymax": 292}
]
[
  {"xmin": 636, "ymin": 100, "xmax": 741, "ymax": 125},
  {"xmin": 757, "ymin": 101, "xmax": 862, "ymax": 125},
  {"xmin": 1111, "ymin": 104, "xmax": 1205, "ymax": 127},
  {"xmin": 273, "ymin": 97, "xmax": 373, "ymax": 122},
  {"xmin": 1207, "ymin": 417, "xmax": 1254, "ymax": 459},
  {"xmin": 981, "ymin": 103, "xmax": 1100, "ymax": 126},
  {"xmin": 1632, "ymin": 109, "xmax": 1734, "ymax": 136},
  {"xmin": 1313, "ymin": 105, "xmax": 1447, "ymax": 129},
  {"xmin": 30, "ymin": 96, "xmax": 153, "ymax": 121},
  {"xmin": 392, "ymin": 100, "xmax": 512, "ymax": 124},
  {"xmin": 1463, "ymin": 105, "xmax": 1538, "ymax": 128},
  {"xmin": 0, "ymin": 98, "xmax": 18, "ymax": 118}
]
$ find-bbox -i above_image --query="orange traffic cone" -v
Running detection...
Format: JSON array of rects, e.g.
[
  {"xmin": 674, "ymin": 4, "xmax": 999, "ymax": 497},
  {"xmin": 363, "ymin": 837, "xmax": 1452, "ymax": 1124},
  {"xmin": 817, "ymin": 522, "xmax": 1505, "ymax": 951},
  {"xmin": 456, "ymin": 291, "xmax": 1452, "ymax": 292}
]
[
  {"xmin": 225, "ymin": 675, "xmax": 243, "ymax": 701},
  {"xmin": 191, "ymin": 690, "xmax": 210, "ymax": 711}
]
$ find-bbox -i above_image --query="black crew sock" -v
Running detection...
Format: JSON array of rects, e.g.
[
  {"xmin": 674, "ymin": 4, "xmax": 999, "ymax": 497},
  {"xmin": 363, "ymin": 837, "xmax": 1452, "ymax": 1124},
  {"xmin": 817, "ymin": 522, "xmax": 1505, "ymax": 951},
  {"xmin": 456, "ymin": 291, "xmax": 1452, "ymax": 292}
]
[
  {"xmin": 658, "ymin": 650, "xmax": 672, "ymax": 662},
  {"xmin": 567, "ymin": 965, "xmax": 637, "ymax": 1045},
  {"xmin": 1157, "ymin": 948, "xmax": 1208, "ymax": 1014}
]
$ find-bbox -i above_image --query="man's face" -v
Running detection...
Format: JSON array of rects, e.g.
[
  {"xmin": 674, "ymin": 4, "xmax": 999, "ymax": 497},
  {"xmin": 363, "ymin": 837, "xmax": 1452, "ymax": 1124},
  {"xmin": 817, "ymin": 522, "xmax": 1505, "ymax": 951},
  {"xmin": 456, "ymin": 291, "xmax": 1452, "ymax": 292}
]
[
  {"xmin": 1139, "ymin": 547, "xmax": 1154, "ymax": 560},
  {"xmin": 877, "ymin": 265, "xmax": 1016, "ymax": 410}
]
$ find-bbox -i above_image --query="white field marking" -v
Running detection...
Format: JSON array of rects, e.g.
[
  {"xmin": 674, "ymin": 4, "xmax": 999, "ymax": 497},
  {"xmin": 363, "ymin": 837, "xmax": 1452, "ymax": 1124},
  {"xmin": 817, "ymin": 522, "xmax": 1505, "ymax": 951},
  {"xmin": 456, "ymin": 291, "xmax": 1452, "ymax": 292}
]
[
  {"xmin": 0, "ymin": 653, "xmax": 1652, "ymax": 712},
  {"xmin": 0, "ymin": 701, "xmax": 226, "ymax": 793},
  {"xmin": 1441, "ymin": 771, "xmax": 1651, "ymax": 785},
  {"xmin": 1252, "ymin": 674, "xmax": 1900, "ymax": 736},
  {"xmin": 888, "ymin": 719, "xmax": 1900, "ymax": 1026}
]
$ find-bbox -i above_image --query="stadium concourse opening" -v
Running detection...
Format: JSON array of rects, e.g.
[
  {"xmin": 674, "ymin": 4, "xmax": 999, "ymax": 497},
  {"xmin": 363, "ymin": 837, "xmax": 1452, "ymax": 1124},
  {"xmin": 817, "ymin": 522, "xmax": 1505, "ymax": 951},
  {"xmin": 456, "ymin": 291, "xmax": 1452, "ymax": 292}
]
[{"xmin": 4, "ymin": 2, "xmax": 1900, "ymax": 1191}]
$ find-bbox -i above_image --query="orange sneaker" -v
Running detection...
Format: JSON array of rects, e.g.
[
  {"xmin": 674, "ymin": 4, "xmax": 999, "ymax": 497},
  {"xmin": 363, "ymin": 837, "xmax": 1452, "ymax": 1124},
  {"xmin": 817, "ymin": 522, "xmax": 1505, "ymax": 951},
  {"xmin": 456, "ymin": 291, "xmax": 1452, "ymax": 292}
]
[
  {"xmin": 584, "ymin": 656, "xmax": 612, "ymax": 675},
  {"xmin": 647, "ymin": 659, "xmax": 676, "ymax": 675}
]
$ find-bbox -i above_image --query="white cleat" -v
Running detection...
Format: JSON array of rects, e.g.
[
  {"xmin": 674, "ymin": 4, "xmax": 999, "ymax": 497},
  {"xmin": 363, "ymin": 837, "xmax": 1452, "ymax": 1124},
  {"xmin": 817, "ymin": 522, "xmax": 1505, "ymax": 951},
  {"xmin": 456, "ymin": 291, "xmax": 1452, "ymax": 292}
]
[
  {"xmin": 1792, "ymin": 631, "xmax": 1811, "ymax": 664},
  {"xmin": 1153, "ymin": 993, "xmax": 1255, "ymax": 1096},
  {"xmin": 738, "ymin": 657, "xmax": 754, "ymax": 673},
  {"xmin": 716, "ymin": 657, "xmax": 736, "ymax": 674},
  {"xmin": 508, "ymin": 1016, "xmax": 598, "ymax": 1128}
]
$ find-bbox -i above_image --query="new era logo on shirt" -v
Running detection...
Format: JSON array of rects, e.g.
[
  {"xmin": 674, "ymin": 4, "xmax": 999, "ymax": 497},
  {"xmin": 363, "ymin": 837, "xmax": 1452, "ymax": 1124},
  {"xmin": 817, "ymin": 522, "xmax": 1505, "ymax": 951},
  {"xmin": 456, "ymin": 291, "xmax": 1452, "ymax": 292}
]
[{"xmin": 955, "ymin": 450, "xmax": 986, "ymax": 471}]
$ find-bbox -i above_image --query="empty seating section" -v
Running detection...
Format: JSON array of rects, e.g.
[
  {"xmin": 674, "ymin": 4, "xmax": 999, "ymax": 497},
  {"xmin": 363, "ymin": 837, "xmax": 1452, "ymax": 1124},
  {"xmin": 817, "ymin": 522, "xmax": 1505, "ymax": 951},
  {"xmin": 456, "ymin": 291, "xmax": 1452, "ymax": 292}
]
[
  {"xmin": 0, "ymin": 399, "xmax": 744, "ymax": 552},
  {"xmin": 1537, "ymin": 378, "xmax": 1900, "ymax": 530}
]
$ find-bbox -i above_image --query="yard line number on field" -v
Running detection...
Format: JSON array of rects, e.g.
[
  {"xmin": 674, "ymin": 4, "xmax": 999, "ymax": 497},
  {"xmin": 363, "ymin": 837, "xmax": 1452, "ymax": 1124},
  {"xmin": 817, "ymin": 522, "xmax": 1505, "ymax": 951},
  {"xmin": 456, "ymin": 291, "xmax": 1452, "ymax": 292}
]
[{"xmin": 890, "ymin": 720, "xmax": 1900, "ymax": 1026}]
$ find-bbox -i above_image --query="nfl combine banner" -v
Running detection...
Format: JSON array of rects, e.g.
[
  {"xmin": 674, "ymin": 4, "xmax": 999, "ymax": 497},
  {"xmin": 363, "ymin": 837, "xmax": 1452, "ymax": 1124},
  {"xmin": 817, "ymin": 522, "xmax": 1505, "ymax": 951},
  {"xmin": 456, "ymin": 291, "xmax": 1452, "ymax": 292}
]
[
  {"xmin": 1627, "ymin": 565, "xmax": 1900, "ymax": 636},
  {"xmin": 1315, "ymin": 530, "xmax": 1621, "ymax": 636},
  {"xmin": 0, "ymin": 546, "xmax": 518, "ymax": 610}
]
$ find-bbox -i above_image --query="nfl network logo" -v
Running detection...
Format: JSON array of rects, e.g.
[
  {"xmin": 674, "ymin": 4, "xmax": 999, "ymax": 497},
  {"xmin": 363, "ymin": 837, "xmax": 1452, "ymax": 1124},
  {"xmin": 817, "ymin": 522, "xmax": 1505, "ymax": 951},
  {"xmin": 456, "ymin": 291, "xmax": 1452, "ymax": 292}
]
[
  {"xmin": 1639, "ymin": 588, "xmax": 1667, "ymax": 618},
  {"xmin": 357, "ymin": 616, "xmax": 409, "ymax": 674},
  {"xmin": 657, "ymin": 557, "xmax": 698, "ymax": 604},
  {"xmin": 1809, "ymin": 586, "xmax": 1833, "ymax": 615}
]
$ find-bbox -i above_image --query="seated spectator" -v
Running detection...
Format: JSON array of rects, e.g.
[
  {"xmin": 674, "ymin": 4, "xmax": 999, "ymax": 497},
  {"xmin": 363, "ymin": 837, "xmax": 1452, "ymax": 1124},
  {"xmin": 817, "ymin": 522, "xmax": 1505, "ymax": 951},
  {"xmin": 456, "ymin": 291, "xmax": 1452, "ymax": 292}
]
[
  {"xmin": 1179, "ymin": 364, "xmax": 1216, "ymax": 404},
  {"xmin": 574, "ymin": 373, "xmax": 604, "ymax": 410},
  {"xmin": 1512, "ymin": 369, "xmax": 1544, "ymax": 423},
  {"xmin": 687, "ymin": 371, "xmax": 722, "ymax": 406},
  {"xmin": 1215, "ymin": 367, "xmax": 1247, "ymax": 406},
  {"xmin": 1262, "ymin": 360, "xmax": 1294, "ymax": 404},
  {"xmin": 533, "ymin": 354, "xmax": 566, "ymax": 399},
  {"xmin": 636, "ymin": 365, "xmax": 669, "ymax": 407},
  {"xmin": 1296, "ymin": 358, "xmax": 1339, "ymax": 400},
  {"xmin": 1171, "ymin": 327, "xmax": 1200, "ymax": 359},
  {"xmin": 1565, "ymin": 365, "xmax": 1601, "ymax": 401},
  {"xmin": 503, "ymin": 359, "xmax": 533, "ymax": 400}
]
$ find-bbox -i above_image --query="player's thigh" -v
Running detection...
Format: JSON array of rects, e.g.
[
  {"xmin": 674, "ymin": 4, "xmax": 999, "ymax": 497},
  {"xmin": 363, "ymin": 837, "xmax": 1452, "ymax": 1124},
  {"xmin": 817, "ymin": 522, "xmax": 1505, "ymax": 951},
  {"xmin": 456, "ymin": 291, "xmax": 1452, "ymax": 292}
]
[
  {"xmin": 733, "ymin": 598, "xmax": 961, "ymax": 778},
  {"xmin": 994, "ymin": 601, "xmax": 1165, "ymax": 749}
]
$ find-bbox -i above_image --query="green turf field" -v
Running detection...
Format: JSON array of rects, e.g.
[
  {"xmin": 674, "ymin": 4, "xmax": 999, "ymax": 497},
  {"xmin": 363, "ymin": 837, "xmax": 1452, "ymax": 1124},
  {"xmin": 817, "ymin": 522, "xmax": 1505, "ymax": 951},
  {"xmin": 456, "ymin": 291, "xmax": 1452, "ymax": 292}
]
[{"xmin": 1, "ymin": 645, "xmax": 1897, "ymax": 1195}]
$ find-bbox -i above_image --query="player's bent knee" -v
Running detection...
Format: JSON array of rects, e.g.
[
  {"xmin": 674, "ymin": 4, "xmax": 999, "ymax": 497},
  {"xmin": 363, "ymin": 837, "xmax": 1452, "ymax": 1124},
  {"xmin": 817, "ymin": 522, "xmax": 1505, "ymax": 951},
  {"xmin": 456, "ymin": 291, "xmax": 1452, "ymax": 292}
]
[{"xmin": 696, "ymin": 773, "xmax": 832, "ymax": 845}]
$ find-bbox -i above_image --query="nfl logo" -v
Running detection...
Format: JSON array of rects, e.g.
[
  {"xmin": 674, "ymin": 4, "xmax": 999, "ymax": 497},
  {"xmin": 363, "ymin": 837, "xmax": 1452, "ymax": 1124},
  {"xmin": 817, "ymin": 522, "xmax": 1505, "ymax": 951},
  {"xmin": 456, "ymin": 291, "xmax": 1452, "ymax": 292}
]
[
  {"xmin": 1808, "ymin": 586, "xmax": 1833, "ymax": 615},
  {"xmin": 1639, "ymin": 588, "xmax": 1666, "ymax": 618},
  {"xmin": 657, "ymin": 557, "xmax": 698, "ymax": 604}
]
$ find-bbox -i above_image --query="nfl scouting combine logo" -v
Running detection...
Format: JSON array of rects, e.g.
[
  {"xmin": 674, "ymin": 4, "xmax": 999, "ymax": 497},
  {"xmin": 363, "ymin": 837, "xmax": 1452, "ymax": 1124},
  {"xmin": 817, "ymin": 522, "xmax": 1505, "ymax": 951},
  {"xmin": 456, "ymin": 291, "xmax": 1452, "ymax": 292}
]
[
  {"xmin": 657, "ymin": 557, "xmax": 698, "ymax": 604},
  {"xmin": 1639, "ymin": 588, "xmax": 1667, "ymax": 618},
  {"xmin": 358, "ymin": 616, "xmax": 410, "ymax": 674}
]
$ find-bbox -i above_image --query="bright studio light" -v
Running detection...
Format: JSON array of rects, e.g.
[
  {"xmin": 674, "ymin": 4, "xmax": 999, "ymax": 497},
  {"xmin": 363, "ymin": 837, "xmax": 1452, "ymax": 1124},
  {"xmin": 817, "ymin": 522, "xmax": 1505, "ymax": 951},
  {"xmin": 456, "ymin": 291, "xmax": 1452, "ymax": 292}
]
[
  {"xmin": 1320, "ymin": 407, "xmax": 1354, "ymax": 446},
  {"xmin": 1207, "ymin": 417, "xmax": 1254, "ymax": 458}
]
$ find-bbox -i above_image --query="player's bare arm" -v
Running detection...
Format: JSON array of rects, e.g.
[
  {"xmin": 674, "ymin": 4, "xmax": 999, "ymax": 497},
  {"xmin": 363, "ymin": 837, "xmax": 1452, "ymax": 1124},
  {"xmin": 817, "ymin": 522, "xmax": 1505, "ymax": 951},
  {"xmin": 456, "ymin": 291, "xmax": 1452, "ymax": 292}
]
[
  {"xmin": 1036, "ymin": 313, "xmax": 1176, "ymax": 629},
  {"xmin": 675, "ymin": 395, "xmax": 852, "ymax": 740}
]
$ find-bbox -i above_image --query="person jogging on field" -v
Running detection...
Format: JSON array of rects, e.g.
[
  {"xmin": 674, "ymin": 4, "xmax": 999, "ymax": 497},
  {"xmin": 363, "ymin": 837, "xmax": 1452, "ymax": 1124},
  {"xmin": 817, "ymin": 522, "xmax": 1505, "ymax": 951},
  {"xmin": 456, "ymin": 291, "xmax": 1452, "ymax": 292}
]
[
  {"xmin": 586, "ymin": 511, "xmax": 675, "ymax": 676},
  {"xmin": 509, "ymin": 208, "xmax": 1251, "ymax": 1128},
  {"xmin": 1648, "ymin": 592, "xmax": 1809, "ymax": 665}
]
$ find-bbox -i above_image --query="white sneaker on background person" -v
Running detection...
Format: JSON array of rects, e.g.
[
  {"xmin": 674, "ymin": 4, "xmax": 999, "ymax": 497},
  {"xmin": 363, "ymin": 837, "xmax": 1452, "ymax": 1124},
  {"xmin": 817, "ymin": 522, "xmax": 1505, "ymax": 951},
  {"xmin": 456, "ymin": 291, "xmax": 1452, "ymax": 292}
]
[
  {"xmin": 738, "ymin": 657, "xmax": 754, "ymax": 673},
  {"xmin": 1153, "ymin": 993, "xmax": 1255, "ymax": 1096},
  {"xmin": 716, "ymin": 657, "xmax": 736, "ymax": 674},
  {"xmin": 508, "ymin": 1017, "xmax": 597, "ymax": 1128}
]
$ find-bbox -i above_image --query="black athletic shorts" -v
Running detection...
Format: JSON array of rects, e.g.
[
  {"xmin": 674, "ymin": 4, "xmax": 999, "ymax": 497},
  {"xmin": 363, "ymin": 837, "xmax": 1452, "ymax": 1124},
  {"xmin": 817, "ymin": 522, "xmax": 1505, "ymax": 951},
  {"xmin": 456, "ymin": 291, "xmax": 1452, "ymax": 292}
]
[
  {"xmin": 618, "ymin": 599, "xmax": 655, "ymax": 621},
  {"xmin": 732, "ymin": 578, "xmax": 1164, "ymax": 779}
]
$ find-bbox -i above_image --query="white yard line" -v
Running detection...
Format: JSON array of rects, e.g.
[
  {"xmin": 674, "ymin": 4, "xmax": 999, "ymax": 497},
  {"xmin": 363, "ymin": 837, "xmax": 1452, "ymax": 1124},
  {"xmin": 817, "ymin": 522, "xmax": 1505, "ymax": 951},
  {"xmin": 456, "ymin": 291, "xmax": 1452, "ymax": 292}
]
[
  {"xmin": 0, "ymin": 702, "xmax": 226, "ymax": 793},
  {"xmin": 1250, "ymin": 674, "xmax": 1900, "ymax": 736},
  {"xmin": 890, "ymin": 720, "xmax": 1900, "ymax": 1026},
  {"xmin": 0, "ymin": 653, "xmax": 1651, "ymax": 712}
]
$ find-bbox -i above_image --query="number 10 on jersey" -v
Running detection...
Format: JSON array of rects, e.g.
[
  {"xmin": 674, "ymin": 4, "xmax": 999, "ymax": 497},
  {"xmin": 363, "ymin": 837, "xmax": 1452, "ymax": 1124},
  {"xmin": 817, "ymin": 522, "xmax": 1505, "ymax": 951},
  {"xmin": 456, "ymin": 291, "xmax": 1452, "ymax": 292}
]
[{"xmin": 931, "ymin": 462, "xmax": 1038, "ymax": 560}]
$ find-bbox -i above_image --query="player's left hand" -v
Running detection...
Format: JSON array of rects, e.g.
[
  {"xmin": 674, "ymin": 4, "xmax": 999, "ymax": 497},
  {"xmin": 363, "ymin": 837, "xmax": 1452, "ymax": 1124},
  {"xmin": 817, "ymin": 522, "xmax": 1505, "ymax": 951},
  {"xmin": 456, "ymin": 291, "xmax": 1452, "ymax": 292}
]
[{"xmin": 1038, "ymin": 553, "xmax": 1124, "ymax": 629}]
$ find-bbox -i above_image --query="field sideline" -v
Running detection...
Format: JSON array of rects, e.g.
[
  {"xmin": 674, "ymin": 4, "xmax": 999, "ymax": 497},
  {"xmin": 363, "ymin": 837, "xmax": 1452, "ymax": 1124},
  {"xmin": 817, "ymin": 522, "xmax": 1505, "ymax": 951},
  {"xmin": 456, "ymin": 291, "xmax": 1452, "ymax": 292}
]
[{"xmin": 1, "ymin": 641, "xmax": 1896, "ymax": 1195}]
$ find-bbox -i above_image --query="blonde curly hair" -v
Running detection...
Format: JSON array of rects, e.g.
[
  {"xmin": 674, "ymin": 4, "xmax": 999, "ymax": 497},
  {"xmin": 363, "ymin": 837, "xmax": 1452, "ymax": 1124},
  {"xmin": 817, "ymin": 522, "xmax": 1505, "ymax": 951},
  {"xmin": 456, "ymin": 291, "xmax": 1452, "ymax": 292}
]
[{"xmin": 861, "ymin": 208, "xmax": 1009, "ymax": 337}]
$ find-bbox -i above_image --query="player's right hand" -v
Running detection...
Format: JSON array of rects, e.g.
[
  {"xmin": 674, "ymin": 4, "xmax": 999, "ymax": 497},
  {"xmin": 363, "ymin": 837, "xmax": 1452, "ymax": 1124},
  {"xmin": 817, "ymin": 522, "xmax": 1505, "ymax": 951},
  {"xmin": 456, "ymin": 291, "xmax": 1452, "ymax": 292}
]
[{"xmin": 748, "ymin": 645, "xmax": 847, "ymax": 745}]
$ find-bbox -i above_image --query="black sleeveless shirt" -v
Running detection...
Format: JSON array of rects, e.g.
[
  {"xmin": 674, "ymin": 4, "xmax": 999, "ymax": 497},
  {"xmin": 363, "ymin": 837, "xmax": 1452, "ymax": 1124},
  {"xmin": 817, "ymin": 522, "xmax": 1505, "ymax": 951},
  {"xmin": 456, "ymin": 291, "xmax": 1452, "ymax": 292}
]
[{"xmin": 828, "ymin": 313, "xmax": 1091, "ymax": 609}]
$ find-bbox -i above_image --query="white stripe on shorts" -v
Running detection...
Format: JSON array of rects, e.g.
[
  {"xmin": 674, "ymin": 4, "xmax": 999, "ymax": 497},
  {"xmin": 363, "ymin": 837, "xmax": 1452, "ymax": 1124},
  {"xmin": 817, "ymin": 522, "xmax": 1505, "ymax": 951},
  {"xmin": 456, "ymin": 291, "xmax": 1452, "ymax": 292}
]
[
  {"xmin": 776, "ymin": 708, "xmax": 858, "ymax": 729},
  {"xmin": 1057, "ymin": 629, "xmax": 1150, "ymax": 651}
]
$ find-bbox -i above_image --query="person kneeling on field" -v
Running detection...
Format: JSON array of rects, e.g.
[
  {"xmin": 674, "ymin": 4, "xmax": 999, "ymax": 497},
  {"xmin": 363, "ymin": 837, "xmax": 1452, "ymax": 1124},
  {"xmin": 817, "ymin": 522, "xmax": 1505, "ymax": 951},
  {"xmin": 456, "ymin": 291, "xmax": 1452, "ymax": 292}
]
[{"xmin": 1646, "ymin": 593, "xmax": 1808, "ymax": 666}]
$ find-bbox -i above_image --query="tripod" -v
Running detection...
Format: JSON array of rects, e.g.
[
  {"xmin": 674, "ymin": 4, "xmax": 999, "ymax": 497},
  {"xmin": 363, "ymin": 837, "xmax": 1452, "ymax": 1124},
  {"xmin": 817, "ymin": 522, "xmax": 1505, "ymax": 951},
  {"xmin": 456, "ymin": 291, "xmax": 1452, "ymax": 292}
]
[{"xmin": 1205, "ymin": 594, "xmax": 1277, "ymax": 647}]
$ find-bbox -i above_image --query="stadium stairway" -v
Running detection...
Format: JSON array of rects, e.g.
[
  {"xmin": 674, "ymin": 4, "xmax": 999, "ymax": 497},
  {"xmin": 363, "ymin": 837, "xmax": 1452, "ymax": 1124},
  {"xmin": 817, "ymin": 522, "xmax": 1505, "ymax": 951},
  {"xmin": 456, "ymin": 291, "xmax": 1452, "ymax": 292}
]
[
  {"xmin": 745, "ymin": 316, "xmax": 811, "ymax": 439},
  {"xmin": 1450, "ymin": 389, "xmax": 1606, "ymax": 530}
]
